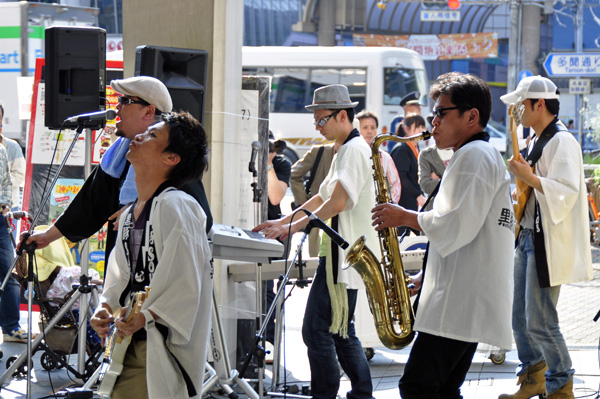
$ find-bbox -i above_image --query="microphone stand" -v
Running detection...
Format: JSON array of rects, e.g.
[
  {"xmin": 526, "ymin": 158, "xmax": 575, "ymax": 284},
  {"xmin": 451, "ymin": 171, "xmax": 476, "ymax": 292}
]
[
  {"xmin": 0, "ymin": 122, "xmax": 95, "ymax": 397},
  {"xmin": 249, "ymin": 151, "xmax": 265, "ymax": 397}
]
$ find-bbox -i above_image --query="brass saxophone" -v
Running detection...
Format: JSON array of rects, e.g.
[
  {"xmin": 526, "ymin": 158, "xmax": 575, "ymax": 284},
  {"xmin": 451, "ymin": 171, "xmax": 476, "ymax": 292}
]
[{"xmin": 344, "ymin": 131, "xmax": 431, "ymax": 350}]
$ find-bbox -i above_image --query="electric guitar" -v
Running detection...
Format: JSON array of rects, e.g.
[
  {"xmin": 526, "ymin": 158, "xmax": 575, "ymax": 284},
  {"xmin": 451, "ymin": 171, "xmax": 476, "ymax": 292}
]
[
  {"xmin": 509, "ymin": 104, "xmax": 533, "ymax": 237},
  {"xmin": 97, "ymin": 287, "xmax": 151, "ymax": 398}
]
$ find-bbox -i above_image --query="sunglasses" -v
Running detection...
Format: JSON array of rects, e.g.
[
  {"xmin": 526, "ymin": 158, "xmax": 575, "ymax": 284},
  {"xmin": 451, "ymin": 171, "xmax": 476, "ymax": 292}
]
[
  {"xmin": 432, "ymin": 106, "xmax": 471, "ymax": 119},
  {"xmin": 118, "ymin": 96, "xmax": 150, "ymax": 106},
  {"xmin": 314, "ymin": 109, "xmax": 341, "ymax": 127}
]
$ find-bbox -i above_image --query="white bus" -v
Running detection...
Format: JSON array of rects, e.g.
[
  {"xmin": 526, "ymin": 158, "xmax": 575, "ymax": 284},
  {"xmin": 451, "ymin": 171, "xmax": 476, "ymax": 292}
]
[{"xmin": 242, "ymin": 46, "xmax": 429, "ymax": 162}]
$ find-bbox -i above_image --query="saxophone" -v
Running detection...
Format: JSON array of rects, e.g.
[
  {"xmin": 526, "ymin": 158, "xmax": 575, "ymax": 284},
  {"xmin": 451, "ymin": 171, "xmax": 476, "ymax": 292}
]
[{"xmin": 344, "ymin": 131, "xmax": 431, "ymax": 350}]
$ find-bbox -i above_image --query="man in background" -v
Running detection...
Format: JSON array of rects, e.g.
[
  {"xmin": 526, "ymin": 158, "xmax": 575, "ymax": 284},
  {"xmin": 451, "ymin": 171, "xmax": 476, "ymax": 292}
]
[{"xmin": 0, "ymin": 102, "xmax": 25, "ymax": 212}]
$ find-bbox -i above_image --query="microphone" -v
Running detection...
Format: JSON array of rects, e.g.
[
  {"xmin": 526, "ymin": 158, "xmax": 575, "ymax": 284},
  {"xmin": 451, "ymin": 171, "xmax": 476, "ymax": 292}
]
[
  {"xmin": 300, "ymin": 209, "xmax": 349, "ymax": 250},
  {"xmin": 65, "ymin": 109, "xmax": 117, "ymax": 123},
  {"xmin": 249, "ymin": 140, "xmax": 261, "ymax": 174}
]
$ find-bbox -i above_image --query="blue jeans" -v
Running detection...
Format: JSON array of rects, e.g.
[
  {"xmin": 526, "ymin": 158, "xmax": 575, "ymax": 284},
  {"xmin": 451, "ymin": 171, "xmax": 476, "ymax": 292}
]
[
  {"xmin": 302, "ymin": 258, "xmax": 373, "ymax": 399},
  {"xmin": 0, "ymin": 222, "xmax": 20, "ymax": 333},
  {"xmin": 513, "ymin": 228, "xmax": 574, "ymax": 394}
]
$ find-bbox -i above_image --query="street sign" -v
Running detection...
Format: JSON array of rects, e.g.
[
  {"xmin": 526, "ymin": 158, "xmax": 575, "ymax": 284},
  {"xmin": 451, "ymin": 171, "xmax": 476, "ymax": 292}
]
[
  {"xmin": 420, "ymin": 10, "xmax": 460, "ymax": 22},
  {"xmin": 543, "ymin": 52, "xmax": 600, "ymax": 77},
  {"xmin": 569, "ymin": 78, "xmax": 591, "ymax": 94}
]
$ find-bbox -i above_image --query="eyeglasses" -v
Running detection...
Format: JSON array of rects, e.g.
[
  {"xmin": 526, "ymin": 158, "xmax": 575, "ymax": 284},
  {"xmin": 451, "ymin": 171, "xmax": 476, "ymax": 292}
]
[
  {"xmin": 118, "ymin": 96, "xmax": 150, "ymax": 106},
  {"xmin": 314, "ymin": 110, "xmax": 341, "ymax": 127},
  {"xmin": 432, "ymin": 106, "xmax": 470, "ymax": 119}
]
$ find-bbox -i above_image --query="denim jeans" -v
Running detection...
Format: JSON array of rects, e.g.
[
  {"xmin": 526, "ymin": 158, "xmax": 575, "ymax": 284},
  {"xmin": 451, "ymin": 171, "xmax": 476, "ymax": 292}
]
[
  {"xmin": 399, "ymin": 332, "xmax": 478, "ymax": 399},
  {"xmin": 302, "ymin": 258, "xmax": 373, "ymax": 399},
  {"xmin": 0, "ymin": 222, "xmax": 20, "ymax": 333},
  {"xmin": 513, "ymin": 228, "xmax": 574, "ymax": 394}
]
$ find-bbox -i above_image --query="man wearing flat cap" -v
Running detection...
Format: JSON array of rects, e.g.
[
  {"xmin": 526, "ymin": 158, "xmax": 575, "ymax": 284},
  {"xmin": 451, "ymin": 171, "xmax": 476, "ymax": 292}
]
[
  {"xmin": 26, "ymin": 76, "xmax": 212, "ymax": 266},
  {"xmin": 255, "ymin": 84, "xmax": 376, "ymax": 399}
]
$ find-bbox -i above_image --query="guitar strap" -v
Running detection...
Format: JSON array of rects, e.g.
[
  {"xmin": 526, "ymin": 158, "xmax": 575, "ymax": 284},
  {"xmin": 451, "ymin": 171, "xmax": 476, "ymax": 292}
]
[
  {"xmin": 117, "ymin": 181, "xmax": 197, "ymax": 396},
  {"xmin": 413, "ymin": 130, "xmax": 489, "ymax": 315},
  {"xmin": 522, "ymin": 118, "xmax": 566, "ymax": 288}
]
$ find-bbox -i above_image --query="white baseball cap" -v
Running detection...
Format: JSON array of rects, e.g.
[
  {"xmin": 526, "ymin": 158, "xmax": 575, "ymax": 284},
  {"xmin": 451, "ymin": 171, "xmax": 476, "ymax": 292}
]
[
  {"xmin": 111, "ymin": 76, "xmax": 173, "ymax": 113},
  {"xmin": 500, "ymin": 75, "xmax": 559, "ymax": 105}
]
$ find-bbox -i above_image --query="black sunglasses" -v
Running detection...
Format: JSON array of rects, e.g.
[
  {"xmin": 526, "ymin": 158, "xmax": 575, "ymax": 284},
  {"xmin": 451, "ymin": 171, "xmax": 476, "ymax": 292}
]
[
  {"xmin": 118, "ymin": 96, "xmax": 150, "ymax": 106},
  {"xmin": 432, "ymin": 106, "xmax": 471, "ymax": 119}
]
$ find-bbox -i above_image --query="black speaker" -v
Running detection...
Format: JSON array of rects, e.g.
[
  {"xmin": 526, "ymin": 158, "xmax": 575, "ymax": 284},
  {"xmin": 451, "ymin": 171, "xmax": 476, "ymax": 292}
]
[
  {"xmin": 45, "ymin": 26, "xmax": 107, "ymax": 130},
  {"xmin": 134, "ymin": 45, "xmax": 208, "ymax": 125}
]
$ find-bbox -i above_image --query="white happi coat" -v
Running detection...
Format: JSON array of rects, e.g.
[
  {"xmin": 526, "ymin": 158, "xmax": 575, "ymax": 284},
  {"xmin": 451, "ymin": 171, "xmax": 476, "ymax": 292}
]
[
  {"xmin": 532, "ymin": 131, "xmax": 593, "ymax": 286},
  {"xmin": 416, "ymin": 140, "xmax": 514, "ymax": 350},
  {"xmin": 318, "ymin": 134, "xmax": 378, "ymax": 289},
  {"xmin": 102, "ymin": 188, "xmax": 213, "ymax": 398}
]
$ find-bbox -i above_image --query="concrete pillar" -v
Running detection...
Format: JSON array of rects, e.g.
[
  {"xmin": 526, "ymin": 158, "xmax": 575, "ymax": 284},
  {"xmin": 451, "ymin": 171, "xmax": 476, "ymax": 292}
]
[
  {"xmin": 521, "ymin": 3, "xmax": 540, "ymax": 73},
  {"xmin": 122, "ymin": 0, "xmax": 242, "ymax": 226},
  {"xmin": 317, "ymin": 0, "xmax": 336, "ymax": 45}
]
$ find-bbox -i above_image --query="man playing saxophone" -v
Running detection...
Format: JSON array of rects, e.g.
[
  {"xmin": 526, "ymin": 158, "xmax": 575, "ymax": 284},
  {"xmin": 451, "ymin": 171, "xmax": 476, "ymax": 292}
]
[{"xmin": 371, "ymin": 72, "xmax": 514, "ymax": 399}]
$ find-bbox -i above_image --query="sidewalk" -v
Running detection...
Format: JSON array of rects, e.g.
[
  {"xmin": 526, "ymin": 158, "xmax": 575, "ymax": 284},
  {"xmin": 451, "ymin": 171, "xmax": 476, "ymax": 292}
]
[{"xmin": 0, "ymin": 252, "xmax": 598, "ymax": 399}]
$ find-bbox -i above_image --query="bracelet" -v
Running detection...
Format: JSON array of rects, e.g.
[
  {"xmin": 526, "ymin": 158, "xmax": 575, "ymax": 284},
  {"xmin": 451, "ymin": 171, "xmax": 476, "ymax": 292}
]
[{"xmin": 268, "ymin": 165, "xmax": 273, "ymax": 171}]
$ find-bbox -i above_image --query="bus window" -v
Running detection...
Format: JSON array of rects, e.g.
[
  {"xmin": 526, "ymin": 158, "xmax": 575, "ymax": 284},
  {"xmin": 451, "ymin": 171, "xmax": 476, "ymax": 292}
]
[
  {"xmin": 243, "ymin": 66, "xmax": 367, "ymax": 113},
  {"xmin": 384, "ymin": 67, "xmax": 428, "ymax": 106}
]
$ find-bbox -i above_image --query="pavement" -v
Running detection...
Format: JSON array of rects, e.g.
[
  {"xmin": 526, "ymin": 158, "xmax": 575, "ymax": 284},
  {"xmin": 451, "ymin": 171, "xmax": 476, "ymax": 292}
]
[{"xmin": 0, "ymin": 248, "xmax": 598, "ymax": 399}]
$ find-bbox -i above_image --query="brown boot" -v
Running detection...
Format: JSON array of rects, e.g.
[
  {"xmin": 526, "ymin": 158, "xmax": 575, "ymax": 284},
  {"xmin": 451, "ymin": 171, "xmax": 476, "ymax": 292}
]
[
  {"xmin": 547, "ymin": 377, "xmax": 574, "ymax": 399},
  {"xmin": 498, "ymin": 361, "xmax": 548, "ymax": 399}
]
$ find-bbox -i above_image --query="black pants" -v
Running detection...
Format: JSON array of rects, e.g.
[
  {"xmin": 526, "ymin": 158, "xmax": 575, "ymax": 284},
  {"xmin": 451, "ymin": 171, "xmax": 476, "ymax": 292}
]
[{"xmin": 399, "ymin": 332, "xmax": 478, "ymax": 399}]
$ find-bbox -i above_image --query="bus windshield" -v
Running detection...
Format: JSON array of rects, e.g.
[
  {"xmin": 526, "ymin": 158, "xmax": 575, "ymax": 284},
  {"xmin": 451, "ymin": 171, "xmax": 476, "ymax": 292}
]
[{"xmin": 383, "ymin": 67, "xmax": 428, "ymax": 106}]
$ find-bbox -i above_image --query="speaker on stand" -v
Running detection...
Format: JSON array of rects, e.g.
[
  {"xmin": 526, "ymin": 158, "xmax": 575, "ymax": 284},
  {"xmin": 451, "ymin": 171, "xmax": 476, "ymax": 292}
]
[
  {"xmin": 44, "ymin": 26, "xmax": 107, "ymax": 130},
  {"xmin": 134, "ymin": 45, "xmax": 208, "ymax": 124}
]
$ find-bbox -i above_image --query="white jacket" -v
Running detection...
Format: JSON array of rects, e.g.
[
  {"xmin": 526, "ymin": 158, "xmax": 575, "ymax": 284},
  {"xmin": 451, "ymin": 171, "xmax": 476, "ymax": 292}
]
[
  {"xmin": 534, "ymin": 131, "xmax": 593, "ymax": 286},
  {"xmin": 417, "ymin": 140, "xmax": 514, "ymax": 350},
  {"xmin": 102, "ymin": 188, "xmax": 213, "ymax": 398}
]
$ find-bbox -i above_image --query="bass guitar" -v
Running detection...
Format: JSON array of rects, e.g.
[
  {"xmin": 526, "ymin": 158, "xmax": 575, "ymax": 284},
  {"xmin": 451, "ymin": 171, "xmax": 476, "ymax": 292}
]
[
  {"xmin": 509, "ymin": 103, "xmax": 533, "ymax": 237},
  {"xmin": 97, "ymin": 287, "xmax": 151, "ymax": 398}
]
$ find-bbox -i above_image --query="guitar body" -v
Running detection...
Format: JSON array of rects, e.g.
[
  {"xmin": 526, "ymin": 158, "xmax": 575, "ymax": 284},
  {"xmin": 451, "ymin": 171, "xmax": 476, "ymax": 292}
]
[
  {"xmin": 509, "ymin": 104, "xmax": 533, "ymax": 237},
  {"xmin": 97, "ymin": 288, "xmax": 150, "ymax": 398}
]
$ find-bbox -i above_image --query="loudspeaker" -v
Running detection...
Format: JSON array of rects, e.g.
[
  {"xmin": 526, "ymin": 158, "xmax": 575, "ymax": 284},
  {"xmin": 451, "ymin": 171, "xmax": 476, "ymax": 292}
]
[
  {"xmin": 45, "ymin": 26, "xmax": 106, "ymax": 130},
  {"xmin": 134, "ymin": 45, "xmax": 208, "ymax": 125}
]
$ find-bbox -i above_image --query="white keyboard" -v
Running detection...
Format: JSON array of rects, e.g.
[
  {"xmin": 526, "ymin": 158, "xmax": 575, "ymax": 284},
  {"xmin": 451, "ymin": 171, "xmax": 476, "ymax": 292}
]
[{"xmin": 209, "ymin": 223, "xmax": 285, "ymax": 263}]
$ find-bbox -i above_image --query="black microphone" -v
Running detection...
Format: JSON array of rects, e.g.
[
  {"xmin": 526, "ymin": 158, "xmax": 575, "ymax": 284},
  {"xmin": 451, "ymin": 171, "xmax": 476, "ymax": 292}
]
[
  {"xmin": 249, "ymin": 140, "xmax": 261, "ymax": 174},
  {"xmin": 300, "ymin": 209, "xmax": 349, "ymax": 249},
  {"xmin": 65, "ymin": 109, "xmax": 117, "ymax": 123}
]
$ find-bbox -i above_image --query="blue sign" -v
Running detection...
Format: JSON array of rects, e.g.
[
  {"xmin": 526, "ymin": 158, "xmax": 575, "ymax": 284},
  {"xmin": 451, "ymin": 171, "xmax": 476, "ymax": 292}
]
[
  {"xmin": 543, "ymin": 53, "xmax": 600, "ymax": 77},
  {"xmin": 518, "ymin": 69, "xmax": 533, "ymax": 82},
  {"xmin": 89, "ymin": 251, "xmax": 105, "ymax": 263}
]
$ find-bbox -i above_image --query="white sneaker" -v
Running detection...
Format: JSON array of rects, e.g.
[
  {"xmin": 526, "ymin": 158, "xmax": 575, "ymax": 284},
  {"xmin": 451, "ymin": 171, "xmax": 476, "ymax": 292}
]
[{"xmin": 265, "ymin": 341, "xmax": 274, "ymax": 365}]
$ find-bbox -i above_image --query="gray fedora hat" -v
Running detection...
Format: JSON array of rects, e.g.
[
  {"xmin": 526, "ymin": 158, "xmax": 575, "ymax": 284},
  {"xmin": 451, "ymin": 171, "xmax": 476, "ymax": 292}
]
[{"xmin": 305, "ymin": 84, "xmax": 359, "ymax": 111}]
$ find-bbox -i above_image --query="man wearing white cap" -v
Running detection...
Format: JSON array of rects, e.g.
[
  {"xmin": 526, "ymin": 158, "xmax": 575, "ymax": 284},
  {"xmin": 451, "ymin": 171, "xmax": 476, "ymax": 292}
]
[
  {"xmin": 26, "ymin": 76, "xmax": 212, "ymax": 264},
  {"xmin": 499, "ymin": 76, "xmax": 593, "ymax": 399},
  {"xmin": 254, "ymin": 84, "xmax": 376, "ymax": 399}
]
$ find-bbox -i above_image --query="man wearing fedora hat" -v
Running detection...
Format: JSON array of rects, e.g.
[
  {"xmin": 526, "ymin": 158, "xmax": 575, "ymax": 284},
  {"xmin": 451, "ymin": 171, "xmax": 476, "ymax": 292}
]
[
  {"xmin": 25, "ymin": 76, "xmax": 212, "ymax": 267},
  {"xmin": 254, "ymin": 84, "xmax": 377, "ymax": 399}
]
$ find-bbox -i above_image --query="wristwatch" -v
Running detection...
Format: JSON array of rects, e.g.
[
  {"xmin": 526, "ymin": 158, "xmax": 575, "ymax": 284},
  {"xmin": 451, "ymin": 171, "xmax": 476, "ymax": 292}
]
[{"xmin": 142, "ymin": 309, "xmax": 155, "ymax": 330}]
